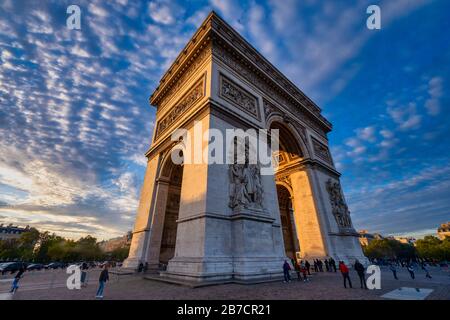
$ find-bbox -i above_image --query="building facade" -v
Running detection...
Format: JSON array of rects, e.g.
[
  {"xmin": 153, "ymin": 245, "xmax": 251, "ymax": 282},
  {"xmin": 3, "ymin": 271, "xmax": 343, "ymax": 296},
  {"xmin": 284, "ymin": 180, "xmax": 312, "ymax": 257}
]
[
  {"xmin": 438, "ymin": 222, "xmax": 450, "ymax": 240},
  {"xmin": 0, "ymin": 224, "xmax": 30, "ymax": 241},
  {"xmin": 124, "ymin": 12, "xmax": 367, "ymax": 282}
]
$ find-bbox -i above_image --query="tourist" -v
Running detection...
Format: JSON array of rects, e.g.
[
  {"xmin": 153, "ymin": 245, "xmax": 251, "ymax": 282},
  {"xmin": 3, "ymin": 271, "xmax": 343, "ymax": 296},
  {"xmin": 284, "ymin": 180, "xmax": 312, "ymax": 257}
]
[
  {"xmin": 138, "ymin": 262, "xmax": 144, "ymax": 273},
  {"xmin": 81, "ymin": 262, "xmax": 88, "ymax": 287},
  {"xmin": 305, "ymin": 260, "xmax": 311, "ymax": 275},
  {"xmin": 354, "ymin": 259, "xmax": 367, "ymax": 289},
  {"xmin": 313, "ymin": 260, "xmax": 318, "ymax": 272},
  {"xmin": 325, "ymin": 259, "xmax": 330, "ymax": 272},
  {"xmin": 329, "ymin": 257, "xmax": 337, "ymax": 272},
  {"xmin": 294, "ymin": 260, "xmax": 302, "ymax": 281},
  {"xmin": 96, "ymin": 263, "xmax": 109, "ymax": 299},
  {"xmin": 300, "ymin": 261, "xmax": 309, "ymax": 282},
  {"xmin": 339, "ymin": 261, "xmax": 352, "ymax": 288},
  {"xmin": 283, "ymin": 260, "xmax": 291, "ymax": 283},
  {"xmin": 389, "ymin": 263, "xmax": 399, "ymax": 280},
  {"xmin": 421, "ymin": 263, "xmax": 432, "ymax": 279},
  {"xmin": 10, "ymin": 265, "xmax": 26, "ymax": 294},
  {"xmin": 318, "ymin": 259, "xmax": 324, "ymax": 272},
  {"xmin": 406, "ymin": 264, "xmax": 415, "ymax": 279}
]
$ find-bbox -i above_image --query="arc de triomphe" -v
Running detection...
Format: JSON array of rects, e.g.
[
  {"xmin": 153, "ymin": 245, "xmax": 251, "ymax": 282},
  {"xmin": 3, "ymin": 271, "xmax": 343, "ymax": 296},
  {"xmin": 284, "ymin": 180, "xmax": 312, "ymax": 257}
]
[{"xmin": 124, "ymin": 12, "xmax": 367, "ymax": 282}]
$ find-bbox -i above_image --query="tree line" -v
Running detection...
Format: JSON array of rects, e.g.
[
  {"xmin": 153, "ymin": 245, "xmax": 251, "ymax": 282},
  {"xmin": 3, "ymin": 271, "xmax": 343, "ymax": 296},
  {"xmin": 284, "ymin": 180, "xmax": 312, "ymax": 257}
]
[
  {"xmin": 363, "ymin": 236, "xmax": 450, "ymax": 262},
  {"xmin": 0, "ymin": 228, "xmax": 130, "ymax": 263}
]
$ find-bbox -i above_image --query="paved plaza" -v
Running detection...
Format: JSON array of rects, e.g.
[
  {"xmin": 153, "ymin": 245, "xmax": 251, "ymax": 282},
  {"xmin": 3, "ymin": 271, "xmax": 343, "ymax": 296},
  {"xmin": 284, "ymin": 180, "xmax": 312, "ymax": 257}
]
[{"xmin": 0, "ymin": 266, "xmax": 448, "ymax": 300}]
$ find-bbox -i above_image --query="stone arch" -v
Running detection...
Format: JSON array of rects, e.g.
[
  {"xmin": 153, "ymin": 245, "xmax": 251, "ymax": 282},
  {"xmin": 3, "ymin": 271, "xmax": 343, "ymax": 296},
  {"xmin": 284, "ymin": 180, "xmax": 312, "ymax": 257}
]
[{"xmin": 266, "ymin": 115, "xmax": 311, "ymax": 159}]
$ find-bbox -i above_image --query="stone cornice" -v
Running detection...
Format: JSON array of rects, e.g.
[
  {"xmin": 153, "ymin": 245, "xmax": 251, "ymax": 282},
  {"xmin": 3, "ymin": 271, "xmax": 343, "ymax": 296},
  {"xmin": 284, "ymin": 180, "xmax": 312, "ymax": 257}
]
[{"xmin": 149, "ymin": 11, "xmax": 332, "ymax": 133}]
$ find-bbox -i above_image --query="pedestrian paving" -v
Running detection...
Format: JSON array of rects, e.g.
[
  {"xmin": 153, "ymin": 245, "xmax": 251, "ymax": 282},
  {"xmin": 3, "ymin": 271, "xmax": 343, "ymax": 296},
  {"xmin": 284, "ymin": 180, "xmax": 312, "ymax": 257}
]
[{"xmin": 1, "ymin": 266, "xmax": 447, "ymax": 300}]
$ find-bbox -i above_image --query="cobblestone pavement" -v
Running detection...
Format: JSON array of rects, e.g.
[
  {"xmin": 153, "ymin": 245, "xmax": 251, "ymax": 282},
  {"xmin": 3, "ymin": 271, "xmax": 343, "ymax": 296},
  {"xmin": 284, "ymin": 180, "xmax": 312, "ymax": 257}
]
[{"xmin": 1, "ymin": 266, "xmax": 448, "ymax": 300}]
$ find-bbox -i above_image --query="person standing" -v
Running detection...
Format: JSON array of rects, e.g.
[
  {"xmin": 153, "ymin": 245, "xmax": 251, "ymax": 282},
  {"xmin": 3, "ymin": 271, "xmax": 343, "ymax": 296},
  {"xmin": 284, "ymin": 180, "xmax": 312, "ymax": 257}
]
[
  {"xmin": 354, "ymin": 259, "xmax": 367, "ymax": 289},
  {"xmin": 313, "ymin": 260, "xmax": 318, "ymax": 272},
  {"xmin": 389, "ymin": 263, "xmax": 399, "ymax": 280},
  {"xmin": 329, "ymin": 257, "xmax": 337, "ymax": 272},
  {"xmin": 283, "ymin": 260, "xmax": 291, "ymax": 283},
  {"xmin": 339, "ymin": 261, "xmax": 352, "ymax": 288},
  {"xmin": 318, "ymin": 260, "xmax": 324, "ymax": 272},
  {"xmin": 80, "ymin": 262, "xmax": 88, "ymax": 288},
  {"xmin": 406, "ymin": 264, "xmax": 415, "ymax": 279},
  {"xmin": 305, "ymin": 260, "xmax": 311, "ymax": 275},
  {"xmin": 300, "ymin": 261, "xmax": 309, "ymax": 282},
  {"xmin": 10, "ymin": 266, "xmax": 26, "ymax": 294},
  {"xmin": 294, "ymin": 260, "xmax": 302, "ymax": 281},
  {"xmin": 96, "ymin": 264, "xmax": 109, "ymax": 299}
]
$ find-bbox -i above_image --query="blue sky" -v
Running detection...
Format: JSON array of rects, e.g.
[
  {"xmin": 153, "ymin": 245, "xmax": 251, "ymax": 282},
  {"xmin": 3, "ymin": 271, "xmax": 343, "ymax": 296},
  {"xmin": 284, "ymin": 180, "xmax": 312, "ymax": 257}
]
[{"xmin": 0, "ymin": 0, "xmax": 448, "ymax": 240}]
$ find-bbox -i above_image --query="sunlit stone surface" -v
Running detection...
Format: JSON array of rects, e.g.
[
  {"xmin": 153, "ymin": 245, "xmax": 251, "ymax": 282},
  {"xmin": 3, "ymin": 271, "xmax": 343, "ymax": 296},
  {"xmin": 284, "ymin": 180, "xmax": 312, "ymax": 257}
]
[{"xmin": 124, "ymin": 12, "xmax": 367, "ymax": 282}]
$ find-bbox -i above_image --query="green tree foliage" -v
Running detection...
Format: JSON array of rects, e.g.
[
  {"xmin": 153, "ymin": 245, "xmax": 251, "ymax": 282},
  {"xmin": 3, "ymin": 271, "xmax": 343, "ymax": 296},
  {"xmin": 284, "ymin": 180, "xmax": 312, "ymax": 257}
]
[
  {"xmin": 415, "ymin": 236, "xmax": 450, "ymax": 261},
  {"xmin": 0, "ymin": 229, "xmax": 114, "ymax": 263},
  {"xmin": 363, "ymin": 238, "xmax": 416, "ymax": 260}
]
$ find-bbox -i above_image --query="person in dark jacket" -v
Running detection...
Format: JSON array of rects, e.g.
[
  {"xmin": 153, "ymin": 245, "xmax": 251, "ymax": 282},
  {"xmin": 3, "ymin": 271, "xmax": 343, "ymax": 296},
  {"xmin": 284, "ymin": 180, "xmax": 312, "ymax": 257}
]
[
  {"xmin": 389, "ymin": 263, "xmax": 398, "ymax": 280},
  {"xmin": 339, "ymin": 261, "xmax": 352, "ymax": 288},
  {"xmin": 81, "ymin": 262, "xmax": 88, "ymax": 287},
  {"xmin": 305, "ymin": 260, "xmax": 311, "ymax": 275},
  {"xmin": 406, "ymin": 264, "xmax": 415, "ymax": 279},
  {"xmin": 294, "ymin": 260, "xmax": 302, "ymax": 281},
  {"xmin": 10, "ymin": 266, "xmax": 26, "ymax": 294},
  {"xmin": 329, "ymin": 257, "xmax": 337, "ymax": 272},
  {"xmin": 317, "ymin": 259, "xmax": 324, "ymax": 272},
  {"xmin": 324, "ymin": 259, "xmax": 330, "ymax": 272},
  {"xmin": 282, "ymin": 260, "xmax": 291, "ymax": 283},
  {"xmin": 354, "ymin": 259, "xmax": 367, "ymax": 289},
  {"xmin": 313, "ymin": 260, "xmax": 318, "ymax": 272},
  {"xmin": 96, "ymin": 264, "xmax": 109, "ymax": 299}
]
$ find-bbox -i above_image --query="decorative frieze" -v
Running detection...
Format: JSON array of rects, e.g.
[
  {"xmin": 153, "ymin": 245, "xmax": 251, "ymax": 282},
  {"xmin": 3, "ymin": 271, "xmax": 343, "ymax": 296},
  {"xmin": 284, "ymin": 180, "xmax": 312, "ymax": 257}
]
[
  {"xmin": 219, "ymin": 74, "xmax": 260, "ymax": 120},
  {"xmin": 213, "ymin": 42, "xmax": 328, "ymax": 138},
  {"xmin": 155, "ymin": 76, "xmax": 205, "ymax": 139},
  {"xmin": 156, "ymin": 43, "xmax": 212, "ymax": 109},
  {"xmin": 312, "ymin": 138, "xmax": 332, "ymax": 164}
]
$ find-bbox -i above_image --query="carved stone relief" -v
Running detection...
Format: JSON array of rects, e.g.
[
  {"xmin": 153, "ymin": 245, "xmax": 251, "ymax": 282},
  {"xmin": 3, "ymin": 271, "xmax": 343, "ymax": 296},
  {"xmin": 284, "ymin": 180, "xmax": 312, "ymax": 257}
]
[
  {"xmin": 312, "ymin": 138, "xmax": 332, "ymax": 164},
  {"xmin": 155, "ymin": 76, "xmax": 205, "ymax": 139},
  {"xmin": 219, "ymin": 74, "xmax": 260, "ymax": 120},
  {"xmin": 325, "ymin": 179, "xmax": 353, "ymax": 229},
  {"xmin": 228, "ymin": 140, "xmax": 264, "ymax": 211}
]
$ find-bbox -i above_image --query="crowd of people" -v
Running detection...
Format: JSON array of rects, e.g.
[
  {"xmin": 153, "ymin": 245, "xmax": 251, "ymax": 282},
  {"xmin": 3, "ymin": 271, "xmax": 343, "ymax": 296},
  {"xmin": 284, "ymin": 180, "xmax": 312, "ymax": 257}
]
[{"xmin": 282, "ymin": 256, "xmax": 437, "ymax": 289}]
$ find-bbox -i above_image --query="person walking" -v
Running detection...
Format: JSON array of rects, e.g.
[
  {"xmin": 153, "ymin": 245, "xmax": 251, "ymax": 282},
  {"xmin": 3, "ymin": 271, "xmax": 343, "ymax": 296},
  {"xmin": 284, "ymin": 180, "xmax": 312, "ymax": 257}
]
[
  {"xmin": 313, "ymin": 260, "xmax": 318, "ymax": 272},
  {"xmin": 80, "ymin": 262, "xmax": 88, "ymax": 288},
  {"xmin": 10, "ymin": 265, "xmax": 26, "ymax": 294},
  {"xmin": 294, "ymin": 260, "xmax": 302, "ymax": 281},
  {"xmin": 305, "ymin": 260, "xmax": 311, "ymax": 275},
  {"xmin": 389, "ymin": 263, "xmax": 399, "ymax": 280},
  {"xmin": 300, "ymin": 261, "xmax": 309, "ymax": 282},
  {"xmin": 95, "ymin": 263, "xmax": 109, "ymax": 299},
  {"xmin": 329, "ymin": 257, "xmax": 337, "ymax": 272},
  {"xmin": 421, "ymin": 263, "xmax": 432, "ymax": 279},
  {"xmin": 283, "ymin": 260, "xmax": 291, "ymax": 283},
  {"xmin": 339, "ymin": 261, "xmax": 352, "ymax": 288},
  {"xmin": 354, "ymin": 259, "xmax": 367, "ymax": 289},
  {"xmin": 325, "ymin": 259, "xmax": 330, "ymax": 272},
  {"xmin": 406, "ymin": 264, "xmax": 415, "ymax": 279},
  {"xmin": 138, "ymin": 262, "xmax": 143, "ymax": 273}
]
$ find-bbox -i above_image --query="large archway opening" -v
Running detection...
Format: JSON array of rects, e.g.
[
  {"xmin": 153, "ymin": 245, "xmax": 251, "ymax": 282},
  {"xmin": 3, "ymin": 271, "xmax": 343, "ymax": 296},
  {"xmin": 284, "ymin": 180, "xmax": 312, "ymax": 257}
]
[
  {"xmin": 277, "ymin": 184, "xmax": 297, "ymax": 259},
  {"xmin": 159, "ymin": 163, "xmax": 183, "ymax": 266},
  {"xmin": 270, "ymin": 121, "xmax": 304, "ymax": 260}
]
